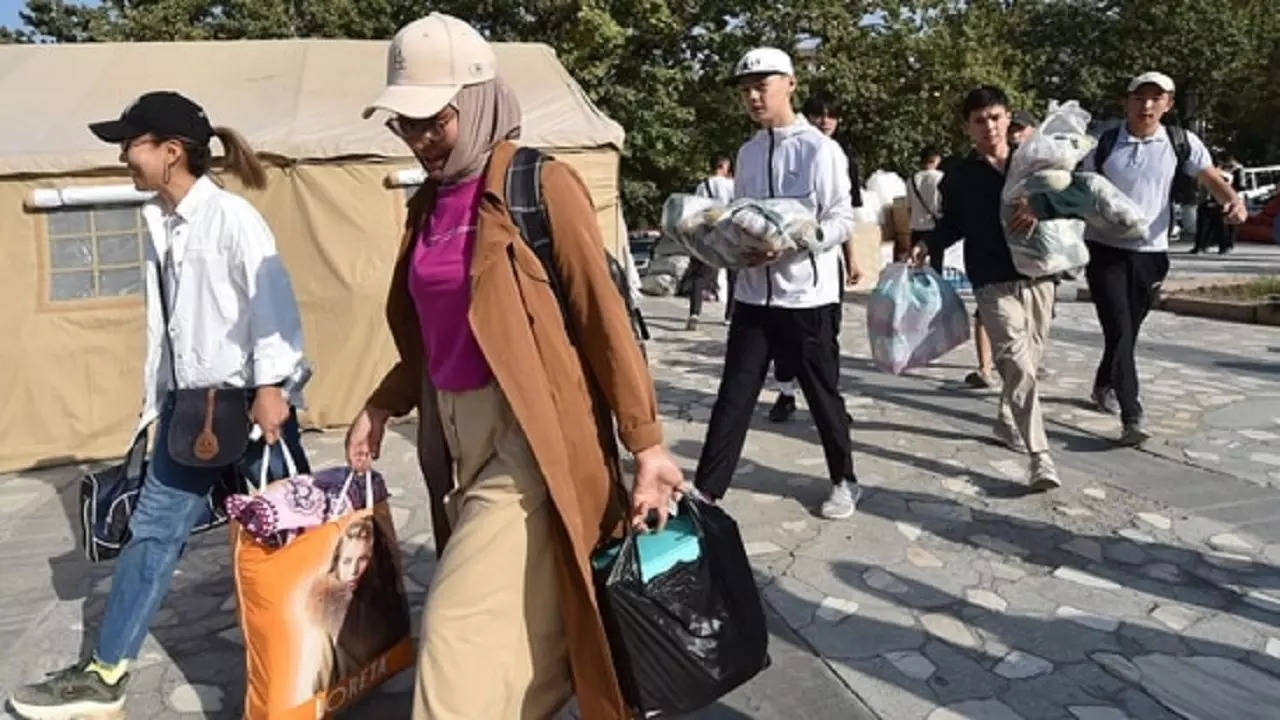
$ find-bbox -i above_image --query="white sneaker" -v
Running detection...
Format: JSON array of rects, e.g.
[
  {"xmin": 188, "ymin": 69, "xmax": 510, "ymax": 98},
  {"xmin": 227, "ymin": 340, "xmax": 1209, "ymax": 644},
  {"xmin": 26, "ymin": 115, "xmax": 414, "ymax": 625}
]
[
  {"xmin": 821, "ymin": 481, "xmax": 860, "ymax": 520},
  {"xmin": 1029, "ymin": 452, "xmax": 1061, "ymax": 491}
]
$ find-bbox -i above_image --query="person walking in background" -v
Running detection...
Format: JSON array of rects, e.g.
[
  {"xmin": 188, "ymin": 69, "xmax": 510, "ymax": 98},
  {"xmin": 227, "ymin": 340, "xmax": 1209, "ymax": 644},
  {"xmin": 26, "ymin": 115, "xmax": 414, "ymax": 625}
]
[
  {"xmin": 914, "ymin": 85, "xmax": 1061, "ymax": 491},
  {"xmin": 345, "ymin": 14, "xmax": 683, "ymax": 720},
  {"xmin": 910, "ymin": 146, "xmax": 945, "ymax": 271},
  {"xmin": 801, "ymin": 90, "xmax": 865, "ymax": 287},
  {"xmin": 1008, "ymin": 109, "xmax": 1037, "ymax": 147},
  {"xmin": 695, "ymin": 47, "xmax": 861, "ymax": 520},
  {"xmin": 1082, "ymin": 71, "xmax": 1246, "ymax": 445},
  {"xmin": 686, "ymin": 154, "xmax": 736, "ymax": 331},
  {"xmin": 1192, "ymin": 154, "xmax": 1244, "ymax": 255},
  {"xmin": 10, "ymin": 91, "xmax": 310, "ymax": 719}
]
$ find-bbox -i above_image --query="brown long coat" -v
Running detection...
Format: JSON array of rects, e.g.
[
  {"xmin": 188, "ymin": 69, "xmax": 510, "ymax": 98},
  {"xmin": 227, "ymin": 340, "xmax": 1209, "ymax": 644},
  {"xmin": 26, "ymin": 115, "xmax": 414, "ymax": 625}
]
[{"xmin": 366, "ymin": 141, "xmax": 660, "ymax": 720}]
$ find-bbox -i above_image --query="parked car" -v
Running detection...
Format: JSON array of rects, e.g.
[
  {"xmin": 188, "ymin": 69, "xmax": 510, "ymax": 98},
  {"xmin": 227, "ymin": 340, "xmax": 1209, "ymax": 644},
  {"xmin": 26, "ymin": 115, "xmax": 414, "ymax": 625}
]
[{"xmin": 629, "ymin": 229, "xmax": 660, "ymax": 275}]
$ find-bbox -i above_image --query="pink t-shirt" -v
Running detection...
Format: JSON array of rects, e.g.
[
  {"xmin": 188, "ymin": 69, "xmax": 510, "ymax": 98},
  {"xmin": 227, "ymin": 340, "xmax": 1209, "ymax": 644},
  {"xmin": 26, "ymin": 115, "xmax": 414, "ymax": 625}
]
[{"xmin": 408, "ymin": 177, "xmax": 495, "ymax": 391}]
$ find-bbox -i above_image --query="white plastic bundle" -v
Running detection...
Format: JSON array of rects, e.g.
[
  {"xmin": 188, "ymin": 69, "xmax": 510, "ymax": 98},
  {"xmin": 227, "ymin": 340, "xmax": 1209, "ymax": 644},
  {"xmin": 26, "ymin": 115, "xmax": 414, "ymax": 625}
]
[
  {"xmin": 864, "ymin": 171, "xmax": 907, "ymax": 226},
  {"xmin": 1001, "ymin": 100, "xmax": 1095, "ymax": 277},
  {"xmin": 662, "ymin": 194, "xmax": 822, "ymax": 269}
]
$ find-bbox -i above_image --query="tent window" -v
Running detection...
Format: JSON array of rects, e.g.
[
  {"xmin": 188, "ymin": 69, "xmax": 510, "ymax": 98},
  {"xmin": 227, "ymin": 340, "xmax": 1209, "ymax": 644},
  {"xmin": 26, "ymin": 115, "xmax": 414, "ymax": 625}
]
[{"xmin": 46, "ymin": 206, "xmax": 149, "ymax": 301}]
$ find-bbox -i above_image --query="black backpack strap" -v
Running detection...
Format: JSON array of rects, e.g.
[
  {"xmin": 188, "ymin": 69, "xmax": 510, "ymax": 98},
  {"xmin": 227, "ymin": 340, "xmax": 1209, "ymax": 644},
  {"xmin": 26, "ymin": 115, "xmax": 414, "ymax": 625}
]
[
  {"xmin": 151, "ymin": 253, "xmax": 180, "ymax": 389},
  {"xmin": 505, "ymin": 147, "xmax": 574, "ymax": 333},
  {"xmin": 1094, "ymin": 127, "xmax": 1119, "ymax": 176},
  {"xmin": 1167, "ymin": 124, "xmax": 1190, "ymax": 165}
]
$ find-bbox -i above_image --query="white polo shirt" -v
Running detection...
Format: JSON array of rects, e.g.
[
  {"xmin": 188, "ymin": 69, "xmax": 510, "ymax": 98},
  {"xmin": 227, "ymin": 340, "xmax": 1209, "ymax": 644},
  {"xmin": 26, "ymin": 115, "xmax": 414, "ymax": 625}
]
[{"xmin": 1082, "ymin": 124, "xmax": 1211, "ymax": 252}]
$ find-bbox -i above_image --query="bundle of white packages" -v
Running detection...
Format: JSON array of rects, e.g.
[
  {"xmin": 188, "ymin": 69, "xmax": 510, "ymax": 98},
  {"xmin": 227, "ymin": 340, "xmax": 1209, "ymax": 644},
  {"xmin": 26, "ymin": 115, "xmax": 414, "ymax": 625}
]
[{"xmin": 662, "ymin": 193, "xmax": 822, "ymax": 269}]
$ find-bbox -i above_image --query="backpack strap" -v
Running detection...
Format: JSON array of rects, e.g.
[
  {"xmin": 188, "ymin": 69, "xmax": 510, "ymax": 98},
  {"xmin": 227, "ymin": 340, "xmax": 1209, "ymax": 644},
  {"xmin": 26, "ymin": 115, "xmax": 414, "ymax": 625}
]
[
  {"xmin": 505, "ymin": 146, "xmax": 575, "ymax": 335},
  {"xmin": 1094, "ymin": 127, "xmax": 1120, "ymax": 177},
  {"xmin": 1167, "ymin": 124, "xmax": 1191, "ymax": 167}
]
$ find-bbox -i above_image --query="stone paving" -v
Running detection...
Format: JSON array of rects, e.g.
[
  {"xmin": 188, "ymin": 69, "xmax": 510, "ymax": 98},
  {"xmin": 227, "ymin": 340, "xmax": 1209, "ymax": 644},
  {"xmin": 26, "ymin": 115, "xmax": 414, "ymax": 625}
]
[{"xmin": 2, "ymin": 259, "xmax": 1280, "ymax": 719}]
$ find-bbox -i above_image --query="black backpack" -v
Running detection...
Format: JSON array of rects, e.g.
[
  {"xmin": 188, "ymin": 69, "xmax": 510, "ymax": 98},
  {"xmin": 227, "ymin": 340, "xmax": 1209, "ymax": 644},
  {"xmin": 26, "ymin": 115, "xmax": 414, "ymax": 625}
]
[
  {"xmin": 504, "ymin": 146, "xmax": 649, "ymax": 352},
  {"xmin": 1095, "ymin": 123, "xmax": 1198, "ymax": 205}
]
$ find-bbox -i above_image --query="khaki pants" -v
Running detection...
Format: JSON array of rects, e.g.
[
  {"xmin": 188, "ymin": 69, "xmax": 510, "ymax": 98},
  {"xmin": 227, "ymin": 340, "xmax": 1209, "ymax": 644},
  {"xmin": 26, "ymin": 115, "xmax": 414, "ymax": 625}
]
[
  {"xmin": 413, "ymin": 383, "xmax": 573, "ymax": 720},
  {"xmin": 974, "ymin": 278, "xmax": 1055, "ymax": 455}
]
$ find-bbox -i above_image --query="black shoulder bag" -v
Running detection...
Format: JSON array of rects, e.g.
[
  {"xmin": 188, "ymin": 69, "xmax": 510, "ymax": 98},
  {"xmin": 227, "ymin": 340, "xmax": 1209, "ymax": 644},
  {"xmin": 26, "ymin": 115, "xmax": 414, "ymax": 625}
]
[{"xmin": 154, "ymin": 254, "xmax": 251, "ymax": 467}]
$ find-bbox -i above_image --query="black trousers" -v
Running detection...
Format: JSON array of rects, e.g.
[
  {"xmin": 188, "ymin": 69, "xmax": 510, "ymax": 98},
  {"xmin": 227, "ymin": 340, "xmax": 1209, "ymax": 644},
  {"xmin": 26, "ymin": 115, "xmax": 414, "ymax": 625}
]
[
  {"xmin": 1085, "ymin": 242, "xmax": 1170, "ymax": 424},
  {"xmin": 695, "ymin": 302, "xmax": 856, "ymax": 499},
  {"xmin": 1194, "ymin": 201, "xmax": 1234, "ymax": 252}
]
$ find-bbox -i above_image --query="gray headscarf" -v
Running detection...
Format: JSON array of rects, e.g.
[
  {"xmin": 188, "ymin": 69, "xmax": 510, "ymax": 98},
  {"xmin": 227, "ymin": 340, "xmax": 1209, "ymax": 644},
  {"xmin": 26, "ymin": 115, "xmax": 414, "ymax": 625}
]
[{"xmin": 437, "ymin": 77, "xmax": 523, "ymax": 184}]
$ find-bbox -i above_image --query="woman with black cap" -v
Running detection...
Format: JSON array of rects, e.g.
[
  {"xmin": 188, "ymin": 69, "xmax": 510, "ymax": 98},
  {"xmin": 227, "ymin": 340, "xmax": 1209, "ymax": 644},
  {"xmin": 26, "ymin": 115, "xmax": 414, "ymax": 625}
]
[{"xmin": 10, "ymin": 91, "xmax": 309, "ymax": 719}]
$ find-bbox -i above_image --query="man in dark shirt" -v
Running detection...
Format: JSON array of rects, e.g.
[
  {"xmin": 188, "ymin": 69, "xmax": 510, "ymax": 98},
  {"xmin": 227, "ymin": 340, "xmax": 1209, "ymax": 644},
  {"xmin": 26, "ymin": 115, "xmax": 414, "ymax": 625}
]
[{"xmin": 913, "ymin": 85, "xmax": 1060, "ymax": 491}]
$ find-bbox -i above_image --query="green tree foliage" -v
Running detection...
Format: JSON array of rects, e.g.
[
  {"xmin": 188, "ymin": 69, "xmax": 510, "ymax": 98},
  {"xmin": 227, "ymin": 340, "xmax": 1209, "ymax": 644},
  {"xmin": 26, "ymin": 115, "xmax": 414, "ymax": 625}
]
[{"xmin": 6, "ymin": 0, "xmax": 1279, "ymax": 225}]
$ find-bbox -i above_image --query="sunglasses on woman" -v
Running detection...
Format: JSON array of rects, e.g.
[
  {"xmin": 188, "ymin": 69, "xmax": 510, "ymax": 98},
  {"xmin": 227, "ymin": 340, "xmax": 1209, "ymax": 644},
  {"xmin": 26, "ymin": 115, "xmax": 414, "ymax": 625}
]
[{"xmin": 385, "ymin": 106, "xmax": 457, "ymax": 140}]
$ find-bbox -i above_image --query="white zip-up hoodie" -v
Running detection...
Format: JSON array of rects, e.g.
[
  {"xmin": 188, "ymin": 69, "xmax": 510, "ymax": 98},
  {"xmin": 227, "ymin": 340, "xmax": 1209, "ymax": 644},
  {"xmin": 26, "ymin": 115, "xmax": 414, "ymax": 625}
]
[{"xmin": 733, "ymin": 116, "xmax": 854, "ymax": 308}]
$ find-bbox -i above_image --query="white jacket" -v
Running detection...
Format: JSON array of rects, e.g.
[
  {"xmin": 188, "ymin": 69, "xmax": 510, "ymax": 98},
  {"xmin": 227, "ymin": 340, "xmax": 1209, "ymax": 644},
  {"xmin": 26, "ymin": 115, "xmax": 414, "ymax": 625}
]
[
  {"xmin": 733, "ymin": 116, "xmax": 854, "ymax": 308},
  {"xmin": 136, "ymin": 176, "xmax": 306, "ymax": 433}
]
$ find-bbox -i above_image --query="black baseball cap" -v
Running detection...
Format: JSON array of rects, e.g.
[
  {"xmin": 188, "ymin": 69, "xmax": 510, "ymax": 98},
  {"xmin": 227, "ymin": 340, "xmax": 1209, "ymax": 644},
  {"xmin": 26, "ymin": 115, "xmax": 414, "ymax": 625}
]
[
  {"xmin": 89, "ymin": 91, "xmax": 213, "ymax": 145},
  {"xmin": 1010, "ymin": 109, "xmax": 1038, "ymax": 129}
]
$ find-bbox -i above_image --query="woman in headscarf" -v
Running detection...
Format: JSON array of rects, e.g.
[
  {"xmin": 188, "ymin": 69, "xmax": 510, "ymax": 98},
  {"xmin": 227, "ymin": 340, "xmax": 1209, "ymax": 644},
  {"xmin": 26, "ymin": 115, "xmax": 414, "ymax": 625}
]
[{"xmin": 344, "ymin": 14, "xmax": 683, "ymax": 720}]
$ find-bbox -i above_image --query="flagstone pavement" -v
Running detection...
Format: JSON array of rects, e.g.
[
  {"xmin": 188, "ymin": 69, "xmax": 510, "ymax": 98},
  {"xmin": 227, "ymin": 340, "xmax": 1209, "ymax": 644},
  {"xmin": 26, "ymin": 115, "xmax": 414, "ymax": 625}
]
[{"xmin": 3, "ymin": 279, "xmax": 1280, "ymax": 719}]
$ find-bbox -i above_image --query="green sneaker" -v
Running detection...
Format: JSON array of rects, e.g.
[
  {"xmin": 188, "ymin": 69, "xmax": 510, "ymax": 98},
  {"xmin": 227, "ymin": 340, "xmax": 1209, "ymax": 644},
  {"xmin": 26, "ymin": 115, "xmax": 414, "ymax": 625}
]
[{"xmin": 9, "ymin": 660, "xmax": 127, "ymax": 719}]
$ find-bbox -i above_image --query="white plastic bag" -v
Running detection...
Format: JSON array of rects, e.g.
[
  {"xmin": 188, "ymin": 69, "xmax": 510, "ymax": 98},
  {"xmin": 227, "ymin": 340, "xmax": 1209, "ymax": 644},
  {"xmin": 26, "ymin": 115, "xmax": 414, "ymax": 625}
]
[
  {"xmin": 864, "ymin": 171, "xmax": 906, "ymax": 226},
  {"xmin": 866, "ymin": 264, "xmax": 971, "ymax": 375},
  {"xmin": 1003, "ymin": 100, "xmax": 1095, "ymax": 204},
  {"xmin": 853, "ymin": 188, "xmax": 882, "ymax": 226},
  {"xmin": 661, "ymin": 193, "xmax": 822, "ymax": 269},
  {"xmin": 1002, "ymin": 100, "xmax": 1094, "ymax": 276}
]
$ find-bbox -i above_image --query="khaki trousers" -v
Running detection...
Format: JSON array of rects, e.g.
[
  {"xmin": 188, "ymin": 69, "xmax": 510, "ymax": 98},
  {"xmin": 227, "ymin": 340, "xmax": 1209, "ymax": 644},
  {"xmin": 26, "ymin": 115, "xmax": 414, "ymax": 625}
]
[
  {"xmin": 974, "ymin": 278, "xmax": 1055, "ymax": 455},
  {"xmin": 413, "ymin": 383, "xmax": 573, "ymax": 720}
]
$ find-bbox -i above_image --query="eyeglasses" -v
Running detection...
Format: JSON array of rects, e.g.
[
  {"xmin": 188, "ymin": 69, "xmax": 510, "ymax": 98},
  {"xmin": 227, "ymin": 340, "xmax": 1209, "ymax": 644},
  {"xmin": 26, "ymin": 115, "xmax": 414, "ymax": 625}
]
[{"xmin": 385, "ymin": 106, "xmax": 457, "ymax": 141}]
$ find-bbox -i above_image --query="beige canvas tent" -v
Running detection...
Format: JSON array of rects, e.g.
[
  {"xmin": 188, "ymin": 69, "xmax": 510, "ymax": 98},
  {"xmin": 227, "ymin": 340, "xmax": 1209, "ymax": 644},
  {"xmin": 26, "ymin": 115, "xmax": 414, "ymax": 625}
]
[{"xmin": 0, "ymin": 39, "xmax": 626, "ymax": 472}]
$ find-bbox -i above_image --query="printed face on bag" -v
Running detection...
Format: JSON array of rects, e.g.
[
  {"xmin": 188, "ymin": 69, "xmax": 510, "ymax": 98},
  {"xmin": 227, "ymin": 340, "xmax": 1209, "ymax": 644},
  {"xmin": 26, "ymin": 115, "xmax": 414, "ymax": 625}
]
[
  {"xmin": 966, "ymin": 104, "xmax": 1010, "ymax": 154},
  {"xmin": 119, "ymin": 133, "xmax": 182, "ymax": 192},
  {"xmin": 1125, "ymin": 85, "xmax": 1172, "ymax": 137},
  {"xmin": 738, "ymin": 73, "xmax": 794, "ymax": 126},
  {"xmin": 386, "ymin": 104, "xmax": 459, "ymax": 176},
  {"xmin": 331, "ymin": 519, "xmax": 374, "ymax": 589}
]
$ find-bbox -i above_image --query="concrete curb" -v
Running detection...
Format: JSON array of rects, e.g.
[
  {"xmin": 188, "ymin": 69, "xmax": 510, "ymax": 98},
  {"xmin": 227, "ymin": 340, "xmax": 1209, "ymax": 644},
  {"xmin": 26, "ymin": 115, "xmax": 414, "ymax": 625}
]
[{"xmin": 1157, "ymin": 294, "xmax": 1280, "ymax": 326}]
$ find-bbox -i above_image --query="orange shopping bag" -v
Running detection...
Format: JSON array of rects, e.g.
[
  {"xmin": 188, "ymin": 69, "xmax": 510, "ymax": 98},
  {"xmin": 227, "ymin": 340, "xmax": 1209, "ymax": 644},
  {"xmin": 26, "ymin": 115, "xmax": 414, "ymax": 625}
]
[{"xmin": 230, "ymin": 447, "xmax": 414, "ymax": 719}]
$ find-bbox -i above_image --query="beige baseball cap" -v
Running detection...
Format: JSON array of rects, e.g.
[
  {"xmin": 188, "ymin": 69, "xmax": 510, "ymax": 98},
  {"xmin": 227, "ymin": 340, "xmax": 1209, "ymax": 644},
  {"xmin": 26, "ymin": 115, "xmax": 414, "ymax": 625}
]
[
  {"xmin": 1127, "ymin": 71, "xmax": 1175, "ymax": 94},
  {"xmin": 362, "ymin": 13, "xmax": 496, "ymax": 120}
]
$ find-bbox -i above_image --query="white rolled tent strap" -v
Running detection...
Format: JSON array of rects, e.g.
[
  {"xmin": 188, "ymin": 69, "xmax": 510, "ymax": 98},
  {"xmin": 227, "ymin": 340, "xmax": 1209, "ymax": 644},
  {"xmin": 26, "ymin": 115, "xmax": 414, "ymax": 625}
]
[
  {"xmin": 384, "ymin": 168, "xmax": 427, "ymax": 188},
  {"xmin": 25, "ymin": 184, "xmax": 155, "ymax": 210}
]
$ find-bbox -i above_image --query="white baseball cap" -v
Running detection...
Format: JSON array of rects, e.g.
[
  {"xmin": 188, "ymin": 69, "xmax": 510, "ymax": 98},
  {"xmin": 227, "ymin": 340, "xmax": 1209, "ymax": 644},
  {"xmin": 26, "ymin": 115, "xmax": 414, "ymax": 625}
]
[
  {"xmin": 1127, "ymin": 71, "xmax": 1175, "ymax": 94},
  {"xmin": 362, "ymin": 13, "xmax": 496, "ymax": 120},
  {"xmin": 732, "ymin": 47, "xmax": 794, "ymax": 80}
]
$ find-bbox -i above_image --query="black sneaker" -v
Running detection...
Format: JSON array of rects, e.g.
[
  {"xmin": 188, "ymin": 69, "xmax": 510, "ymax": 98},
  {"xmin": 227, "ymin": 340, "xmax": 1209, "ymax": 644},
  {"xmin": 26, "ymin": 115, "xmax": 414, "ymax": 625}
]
[
  {"xmin": 769, "ymin": 393, "xmax": 797, "ymax": 423},
  {"xmin": 9, "ymin": 660, "xmax": 127, "ymax": 719}
]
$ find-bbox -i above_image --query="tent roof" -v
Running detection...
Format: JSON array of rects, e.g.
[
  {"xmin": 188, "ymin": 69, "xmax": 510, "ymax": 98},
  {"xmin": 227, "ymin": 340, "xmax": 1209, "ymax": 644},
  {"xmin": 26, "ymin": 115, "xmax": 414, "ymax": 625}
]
[{"xmin": 0, "ymin": 39, "xmax": 624, "ymax": 176}]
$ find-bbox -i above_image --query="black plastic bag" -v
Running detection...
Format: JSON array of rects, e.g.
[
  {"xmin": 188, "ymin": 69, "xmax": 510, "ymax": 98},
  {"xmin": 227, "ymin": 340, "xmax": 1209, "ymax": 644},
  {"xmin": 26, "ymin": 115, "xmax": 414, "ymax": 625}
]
[{"xmin": 593, "ymin": 497, "xmax": 769, "ymax": 716}]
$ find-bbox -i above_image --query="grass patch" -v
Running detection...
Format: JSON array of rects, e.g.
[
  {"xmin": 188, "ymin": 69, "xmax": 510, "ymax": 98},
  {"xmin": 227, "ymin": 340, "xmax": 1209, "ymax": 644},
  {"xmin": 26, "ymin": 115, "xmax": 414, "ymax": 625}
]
[{"xmin": 1188, "ymin": 276, "xmax": 1280, "ymax": 301}]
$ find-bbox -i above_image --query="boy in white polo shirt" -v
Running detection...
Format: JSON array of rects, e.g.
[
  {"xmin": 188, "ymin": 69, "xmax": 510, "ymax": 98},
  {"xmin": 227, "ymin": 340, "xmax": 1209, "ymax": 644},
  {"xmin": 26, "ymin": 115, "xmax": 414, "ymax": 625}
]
[{"xmin": 1082, "ymin": 71, "xmax": 1246, "ymax": 445}]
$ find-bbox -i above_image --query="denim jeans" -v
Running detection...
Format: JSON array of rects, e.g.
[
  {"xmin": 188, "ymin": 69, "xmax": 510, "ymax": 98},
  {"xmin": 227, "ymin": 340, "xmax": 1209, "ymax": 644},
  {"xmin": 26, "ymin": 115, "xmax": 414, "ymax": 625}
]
[{"xmin": 94, "ymin": 394, "xmax": 310, "ymax": 664}]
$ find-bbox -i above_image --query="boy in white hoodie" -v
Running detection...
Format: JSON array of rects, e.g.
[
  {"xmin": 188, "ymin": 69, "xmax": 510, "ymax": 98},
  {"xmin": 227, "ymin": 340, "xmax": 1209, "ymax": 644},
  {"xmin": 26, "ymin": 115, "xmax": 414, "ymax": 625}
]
[{"xmin": 694, "ymin": 47, "xmax": 860, "ymax": 519}]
